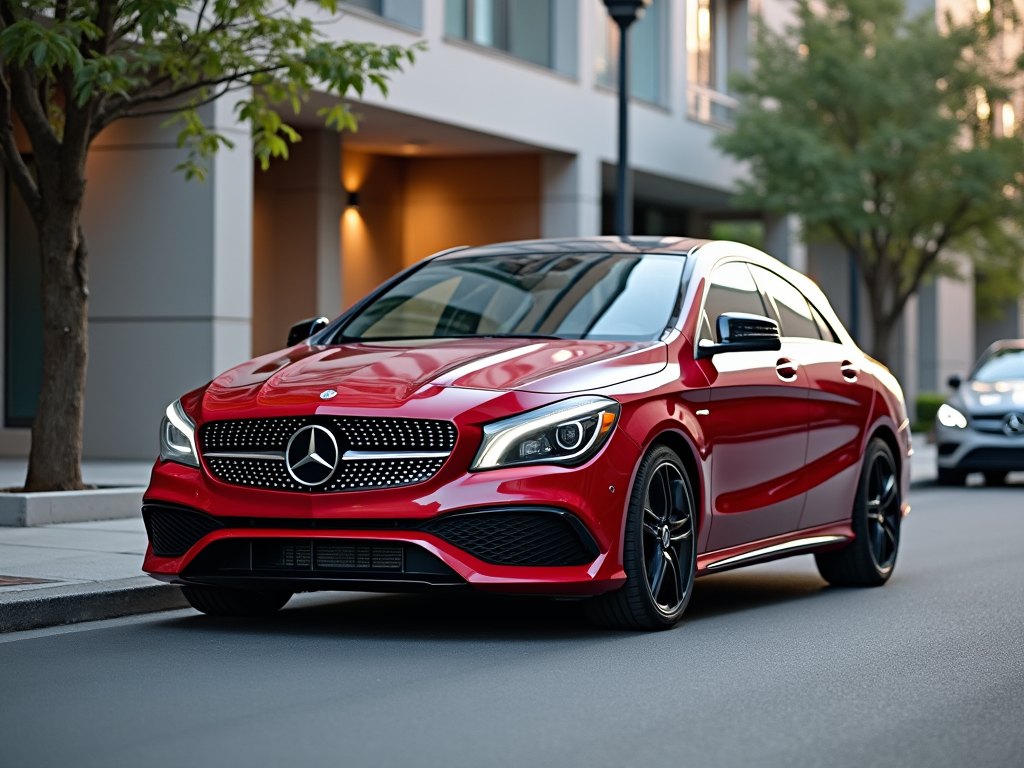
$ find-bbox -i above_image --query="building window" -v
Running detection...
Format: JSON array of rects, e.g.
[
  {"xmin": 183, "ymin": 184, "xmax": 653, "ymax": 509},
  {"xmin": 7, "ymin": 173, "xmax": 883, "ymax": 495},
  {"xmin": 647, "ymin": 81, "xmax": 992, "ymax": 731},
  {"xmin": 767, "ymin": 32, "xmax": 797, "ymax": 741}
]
[
  {"xmin": 5, "ymin": 168, "xmax": 43, "ymax": 427},
  {"xmin": 686, "ymin": 0, "xmax": 743, "ymax": 126},
  {"xmin": 445, "ymin": 0, "xmax": 578, "ymax": 76},
  {"xmin": 595, "ymin": 0, "xmax": 667, "ymax": 106},
  {"xmin": 343, "ymin": 0, "xmax": 423, "ymax": 30}
]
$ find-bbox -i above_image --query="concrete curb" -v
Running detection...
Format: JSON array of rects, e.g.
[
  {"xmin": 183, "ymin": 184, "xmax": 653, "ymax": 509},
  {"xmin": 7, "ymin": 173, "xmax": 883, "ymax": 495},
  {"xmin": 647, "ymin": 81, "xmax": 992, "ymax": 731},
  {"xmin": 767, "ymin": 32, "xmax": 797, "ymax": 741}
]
[
  {"xmin": 0, "ymin": 577, "xmax": 188, "ymax": 633},
  {"xmin": 0, "ymin": 487, "xmax": 145, "ymax": 526}
]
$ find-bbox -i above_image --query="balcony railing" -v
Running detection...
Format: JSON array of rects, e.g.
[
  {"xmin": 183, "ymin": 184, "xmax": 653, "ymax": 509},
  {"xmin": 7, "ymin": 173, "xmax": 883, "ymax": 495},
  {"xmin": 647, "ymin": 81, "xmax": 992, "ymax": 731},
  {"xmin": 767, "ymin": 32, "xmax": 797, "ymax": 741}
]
[{"xmin": 687, "ymin": 85, "xmax": 739, "ymax": 128}]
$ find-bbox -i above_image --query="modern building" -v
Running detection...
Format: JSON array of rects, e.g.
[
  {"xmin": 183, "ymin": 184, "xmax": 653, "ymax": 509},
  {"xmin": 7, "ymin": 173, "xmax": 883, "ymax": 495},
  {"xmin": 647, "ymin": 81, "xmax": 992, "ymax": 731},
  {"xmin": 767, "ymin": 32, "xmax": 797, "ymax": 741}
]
[{"xmin": 0, "ymin": 0, "xmax": 1014, "ymax": 460}]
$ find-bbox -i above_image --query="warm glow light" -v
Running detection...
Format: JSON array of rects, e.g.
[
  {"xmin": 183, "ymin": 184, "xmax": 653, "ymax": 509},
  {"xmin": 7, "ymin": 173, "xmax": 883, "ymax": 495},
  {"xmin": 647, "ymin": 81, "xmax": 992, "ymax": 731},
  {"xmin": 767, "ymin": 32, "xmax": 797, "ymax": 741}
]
[
  {"xmin": 697, "ymin": 7, "xmax": 711, "ymax": 41},
  {"xmin": 977, "ymin": 87, "xmax": 990, "ymax": 120},
  {"xmin": 977, "ymin": 0, "xmax": 991, "ymax": 13},
  {"xmin": 1003, "ymin": 102, "xmax": 1015, "ymax": 136}
]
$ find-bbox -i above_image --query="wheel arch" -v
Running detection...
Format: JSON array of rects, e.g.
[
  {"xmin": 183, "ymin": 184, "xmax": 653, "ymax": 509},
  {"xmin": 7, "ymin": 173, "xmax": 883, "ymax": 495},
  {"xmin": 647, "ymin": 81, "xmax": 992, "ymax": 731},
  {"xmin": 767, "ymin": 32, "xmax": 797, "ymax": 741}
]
[
  {"xmin": 644, "ymin": 429, "xmax": 706, "ymax": 537},
  {"xmin": 867, "ymin": 421, "xmax": 903, "ymax": 482}
]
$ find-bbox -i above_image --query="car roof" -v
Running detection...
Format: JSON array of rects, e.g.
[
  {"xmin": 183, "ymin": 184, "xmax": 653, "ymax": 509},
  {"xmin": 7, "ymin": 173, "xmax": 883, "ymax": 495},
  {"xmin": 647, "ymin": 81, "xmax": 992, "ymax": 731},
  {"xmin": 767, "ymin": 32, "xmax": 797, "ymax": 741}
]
[{"xmin": 434, "ymin": 236, "xmax": 711, "ymax": 260}]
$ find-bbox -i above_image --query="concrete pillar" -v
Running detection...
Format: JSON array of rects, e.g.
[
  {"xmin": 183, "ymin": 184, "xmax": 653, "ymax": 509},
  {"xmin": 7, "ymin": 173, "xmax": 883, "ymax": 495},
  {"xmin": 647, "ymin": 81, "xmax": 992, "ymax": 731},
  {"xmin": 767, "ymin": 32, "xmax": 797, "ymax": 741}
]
[
  {"xmin": 252, "ymin": 129, "xmax": 343, "ymax": 356},
  {"xmin": 764, "ymin": 213, "xmax": 807, "ymax": 273},
  {"xmin": 541, "ymin": 152, "xmax": 601, "ymax": 238},
  {"xmin": 917, "ymin": 266, "xmax": 975, "ymax": 395},
  {"xmin": 81, "ymin": 94, "xmax": 254, "ymax": 459}
]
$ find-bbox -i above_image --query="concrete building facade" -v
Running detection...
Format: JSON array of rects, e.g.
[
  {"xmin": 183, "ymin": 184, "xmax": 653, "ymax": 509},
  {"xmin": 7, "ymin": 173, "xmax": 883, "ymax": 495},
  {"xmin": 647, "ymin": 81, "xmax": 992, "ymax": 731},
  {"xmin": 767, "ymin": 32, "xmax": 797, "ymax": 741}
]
[{"xmin": 0, "ymin": 0, "xmax": 1008, "ymax": 459}]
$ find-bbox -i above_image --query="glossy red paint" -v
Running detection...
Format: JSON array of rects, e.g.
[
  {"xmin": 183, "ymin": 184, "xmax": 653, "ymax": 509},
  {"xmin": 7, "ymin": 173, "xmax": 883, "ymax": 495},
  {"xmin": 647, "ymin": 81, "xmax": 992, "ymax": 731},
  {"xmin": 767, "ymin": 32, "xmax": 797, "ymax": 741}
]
[{"xmin": 142, "ymin": 238, "xmax": 911, "ymax": 598}]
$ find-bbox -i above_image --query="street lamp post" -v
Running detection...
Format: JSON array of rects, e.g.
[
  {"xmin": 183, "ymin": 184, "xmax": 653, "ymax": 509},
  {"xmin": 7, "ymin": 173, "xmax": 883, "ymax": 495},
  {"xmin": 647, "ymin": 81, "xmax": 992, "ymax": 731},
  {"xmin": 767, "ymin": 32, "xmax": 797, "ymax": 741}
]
[{"xmin": 602, "ymin": 0, "xmax": 650, "ymax": 237}]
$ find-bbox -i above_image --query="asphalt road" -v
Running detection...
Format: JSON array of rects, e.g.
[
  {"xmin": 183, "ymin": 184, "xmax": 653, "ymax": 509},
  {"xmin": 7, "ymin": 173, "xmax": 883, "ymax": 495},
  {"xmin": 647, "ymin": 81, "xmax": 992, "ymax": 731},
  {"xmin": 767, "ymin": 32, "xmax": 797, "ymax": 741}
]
[{"xmin": 2, "ymin": 484, "xmax": 1023, "ymax": 768}]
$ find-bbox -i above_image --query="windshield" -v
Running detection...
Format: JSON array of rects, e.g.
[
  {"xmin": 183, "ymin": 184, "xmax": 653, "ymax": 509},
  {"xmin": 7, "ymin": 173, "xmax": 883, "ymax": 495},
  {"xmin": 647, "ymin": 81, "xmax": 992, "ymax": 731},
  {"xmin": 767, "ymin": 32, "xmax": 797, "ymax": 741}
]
[
  {"xmin": 336, "ymin": 252, "xmax": 686, "ymax": 342},
  {"xmin": 972, "ymin": 348, "xmax": 1024, "ymax": 382}
]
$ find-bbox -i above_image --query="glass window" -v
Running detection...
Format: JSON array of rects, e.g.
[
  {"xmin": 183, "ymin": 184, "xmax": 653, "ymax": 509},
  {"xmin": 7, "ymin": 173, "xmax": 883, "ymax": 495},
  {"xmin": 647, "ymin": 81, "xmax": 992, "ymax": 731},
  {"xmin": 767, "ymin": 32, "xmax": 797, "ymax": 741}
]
[
  {"xmin": 5, "ymin": 167, "xmax": 43, "ymax": 426},
  {"xmin": 344, "ymin": 0, "xmax": 423, "ymax": 29},
  {"xmin": 338, "ymin": 252, "xmax": 685, "ymax": 342},
  {"xmin": 809, "ymin": 303, "xmax": 839, "ymax": 343},
  {"xmin": 972, "ymin": 348, "xmax": 1024, "ymax": 382},
  {"xmin": 445, "ymin": 0, "xmax": 577, "ymax": 75},
  {"xmin": 595, "ymin": 0, "xmax": 666, "ymax": 105},
  {"xmin": 700, "ymin": 261, "xmax": 767, "ymax": 342},
  {"xmin": 686, "ymin": 0, "xmax": 715, "ymax": 90},
  {"xmin": 749, "ymin": 265, "xmax": 821, "ymax": 340}
]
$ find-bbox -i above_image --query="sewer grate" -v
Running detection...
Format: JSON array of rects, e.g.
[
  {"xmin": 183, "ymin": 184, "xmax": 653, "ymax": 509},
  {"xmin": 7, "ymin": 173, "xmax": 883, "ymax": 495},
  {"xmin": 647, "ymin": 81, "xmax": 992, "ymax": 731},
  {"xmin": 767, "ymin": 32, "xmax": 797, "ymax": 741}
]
[{"xmin": 0, "ymin": 575, "xmax": 56, "ymax": 586}]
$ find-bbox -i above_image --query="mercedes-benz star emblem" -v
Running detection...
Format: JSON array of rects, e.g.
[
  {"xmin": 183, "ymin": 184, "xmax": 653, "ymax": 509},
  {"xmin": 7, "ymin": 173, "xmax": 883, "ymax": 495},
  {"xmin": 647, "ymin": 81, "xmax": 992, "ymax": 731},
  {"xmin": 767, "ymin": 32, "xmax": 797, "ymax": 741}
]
[
  {"xmin": 1002, "ymin": 412, "xmax": 1024, "ymax": 436},
  {"xmin": 285, "ymin": 425, "xmax": 339, "ymax": 486},
  {"xmin": 320, "ymin": 389, "xmax": 338, "ymax": 400}
]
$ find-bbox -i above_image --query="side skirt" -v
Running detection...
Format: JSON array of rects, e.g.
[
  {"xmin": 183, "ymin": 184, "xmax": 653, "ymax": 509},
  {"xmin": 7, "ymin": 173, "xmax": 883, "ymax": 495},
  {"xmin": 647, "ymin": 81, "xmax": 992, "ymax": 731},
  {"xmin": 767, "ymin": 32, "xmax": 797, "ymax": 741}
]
[{"xmin": 697, "ymin": 522, "xmax": 854, "ymax": 576}]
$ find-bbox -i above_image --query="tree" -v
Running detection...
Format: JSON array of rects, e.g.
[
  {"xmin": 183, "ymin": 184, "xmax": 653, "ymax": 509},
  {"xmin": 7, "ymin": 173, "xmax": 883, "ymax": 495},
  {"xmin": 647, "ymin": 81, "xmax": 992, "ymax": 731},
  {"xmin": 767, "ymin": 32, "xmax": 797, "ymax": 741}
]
[
  {"xmin": 0, "ymin": 0, "xmax": 419, "ymax": 491},
  {"xmin": 716, "ymin": 0, "xmax": 1024, "ymax": 366}
]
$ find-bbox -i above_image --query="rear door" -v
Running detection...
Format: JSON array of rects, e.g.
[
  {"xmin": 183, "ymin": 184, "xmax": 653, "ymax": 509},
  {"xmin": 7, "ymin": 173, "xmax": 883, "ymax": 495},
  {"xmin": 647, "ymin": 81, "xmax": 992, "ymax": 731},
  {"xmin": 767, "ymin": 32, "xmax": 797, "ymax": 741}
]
[
  {"xmin": 749, "ymin": 265, "xmax": 874, "ymax": 529},
  {"xmin": 701, "ymin": 261, "xmax": 811, "ymax": 551}
]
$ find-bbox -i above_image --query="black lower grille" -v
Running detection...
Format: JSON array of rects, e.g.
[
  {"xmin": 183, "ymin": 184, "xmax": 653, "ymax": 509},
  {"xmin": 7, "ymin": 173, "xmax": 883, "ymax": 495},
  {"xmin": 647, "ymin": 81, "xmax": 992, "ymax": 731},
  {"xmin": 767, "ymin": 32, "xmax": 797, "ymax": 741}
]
[
  {"xmin": 421, "ymin": 510, "xmax": 597, "ymax": 567},
  {"xmin": 251, "ymin": 539, "xmax": 404, "ymax": 572},
  {"xmin": 937, "ymin": 442, "xmax": 960, "ymax": 456},
  {"xmin": 958, "ymin": 447, "xmax": 1024, "ymax": 470},
  {"xmin": 142, "ymin": 504, "xmax": 223, "ymax": 557}
]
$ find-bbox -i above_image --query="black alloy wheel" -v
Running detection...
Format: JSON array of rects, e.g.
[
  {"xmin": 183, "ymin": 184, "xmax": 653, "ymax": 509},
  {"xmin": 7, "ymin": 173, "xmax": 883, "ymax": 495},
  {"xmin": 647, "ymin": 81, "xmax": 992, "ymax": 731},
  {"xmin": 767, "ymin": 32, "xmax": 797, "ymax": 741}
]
[
  {"xmin": 585, "ymin": 445, "xmax": 696, "ymax": 630},
  {"xmin": 816, "ymin": 438, "xmax": 901, "ymax": 587}
]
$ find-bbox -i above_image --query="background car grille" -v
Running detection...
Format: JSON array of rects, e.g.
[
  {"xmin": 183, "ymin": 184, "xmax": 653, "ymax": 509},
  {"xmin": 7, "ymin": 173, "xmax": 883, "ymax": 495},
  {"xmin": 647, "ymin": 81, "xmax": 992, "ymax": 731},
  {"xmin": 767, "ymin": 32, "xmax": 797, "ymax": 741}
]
[
  {"xmin": 142, "ymin": 504, "xmax": 223, "ymax": 557},
  {"xmin": 421, "ymin": 511, "xmax": 597, "ymax": 567},
  {"xmin": 958, "ymin": 447, "xmax": 1024, "ymax": 469},
  {"xmin": 198, "ymin": 416, "xmax": 457, "ymax": 493}
]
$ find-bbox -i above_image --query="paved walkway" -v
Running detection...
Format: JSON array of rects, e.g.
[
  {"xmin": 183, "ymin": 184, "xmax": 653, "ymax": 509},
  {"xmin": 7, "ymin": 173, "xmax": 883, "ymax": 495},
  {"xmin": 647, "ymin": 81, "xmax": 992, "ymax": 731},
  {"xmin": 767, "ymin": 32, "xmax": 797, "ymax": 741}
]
[{"xmin": 0, "ymin": 458, "xmax": 152, "ymax": 490}]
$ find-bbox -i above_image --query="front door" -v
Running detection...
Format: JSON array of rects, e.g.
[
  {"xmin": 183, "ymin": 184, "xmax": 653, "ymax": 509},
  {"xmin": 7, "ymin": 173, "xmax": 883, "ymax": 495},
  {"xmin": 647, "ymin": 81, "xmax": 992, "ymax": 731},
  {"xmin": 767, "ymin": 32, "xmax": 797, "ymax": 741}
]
[{"xmin": 699, "ymin": 261, "xmax": 811, "ymax": 551}]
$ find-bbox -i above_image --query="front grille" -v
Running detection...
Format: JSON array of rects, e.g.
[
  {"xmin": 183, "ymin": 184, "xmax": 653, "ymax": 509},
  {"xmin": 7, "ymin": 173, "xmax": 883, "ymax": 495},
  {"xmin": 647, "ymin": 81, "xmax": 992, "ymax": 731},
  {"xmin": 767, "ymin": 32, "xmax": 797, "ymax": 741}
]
[
  {"xmin": 958, "ymin": 447, "xmax": 1024, "ymax": 470},
  {"xmin": 251, "ymin": 539, "xmax": 404, "ymax": 571},
  {"xmin": 198, "ymin": 416, "xmax": 457, "ymax": 493},
  {"xmin": 422, "ymin": 511, "xmax": 597, "ymax": 567},
  {"xmin": 937, "ymin": 442, "xmax": 960, "ymax": 456},
  {"xmin": 142, "ymin": 504, "xmax": 223, "ymax": 557}
]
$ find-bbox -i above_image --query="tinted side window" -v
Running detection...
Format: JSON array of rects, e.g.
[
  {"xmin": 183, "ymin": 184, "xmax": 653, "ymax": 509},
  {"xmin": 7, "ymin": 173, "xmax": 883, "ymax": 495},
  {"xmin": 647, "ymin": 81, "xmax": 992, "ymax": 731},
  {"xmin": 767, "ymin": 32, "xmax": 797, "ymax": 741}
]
[
  {"xmin": 750, "ymin": 265, "xmax": 820, "ymax": 340},
  {"xmin": 700, "ymin": 262, "xmax": 768, "ymax": 342},
  {"xmin": 809, "ymin": 303, "xmax": 840, "ymax": 343}
]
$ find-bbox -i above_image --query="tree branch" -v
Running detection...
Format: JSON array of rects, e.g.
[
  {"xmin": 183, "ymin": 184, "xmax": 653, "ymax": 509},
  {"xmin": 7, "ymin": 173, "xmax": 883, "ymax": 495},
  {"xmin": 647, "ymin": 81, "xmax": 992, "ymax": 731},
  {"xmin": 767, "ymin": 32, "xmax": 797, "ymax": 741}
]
[{"xmin": 0, "ymin": 67, "xmax": 41, "ymax": 221}]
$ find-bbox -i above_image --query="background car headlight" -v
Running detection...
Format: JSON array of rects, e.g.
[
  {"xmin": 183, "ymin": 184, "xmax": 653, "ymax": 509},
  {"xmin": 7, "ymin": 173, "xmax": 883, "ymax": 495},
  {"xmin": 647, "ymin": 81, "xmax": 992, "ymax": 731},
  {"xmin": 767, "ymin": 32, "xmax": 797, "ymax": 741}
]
[
  {"xmin": 159, "ymin": 400, "xmax": 200, "ymax": 467},
  {"xmin": 937, "ymin": 403, "xmax": 968, "ymax": 429},
  {"xmin": 471, "ymin": 396, "xmax": 620, "ymax": 470}
]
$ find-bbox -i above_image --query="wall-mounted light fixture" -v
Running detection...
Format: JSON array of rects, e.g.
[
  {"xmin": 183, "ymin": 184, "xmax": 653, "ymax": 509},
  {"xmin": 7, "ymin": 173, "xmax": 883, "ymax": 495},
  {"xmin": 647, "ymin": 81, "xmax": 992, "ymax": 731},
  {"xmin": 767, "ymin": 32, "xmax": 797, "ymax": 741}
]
[{"xmin": 346, "ymin": 190, "xmax": 360, "ymax": 209}]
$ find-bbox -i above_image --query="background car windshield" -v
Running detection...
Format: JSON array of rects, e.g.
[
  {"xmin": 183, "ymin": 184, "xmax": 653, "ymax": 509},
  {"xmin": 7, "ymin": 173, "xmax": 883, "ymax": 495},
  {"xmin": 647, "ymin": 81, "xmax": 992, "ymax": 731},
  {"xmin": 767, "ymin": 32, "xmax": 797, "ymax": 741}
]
[
  {"xmin": 340, "ymin": 253, "xmax": 685, "ymax": 341},
  {"xmin": 972, "ymin": 348, "xmax": 1024, "ymax": 382}
]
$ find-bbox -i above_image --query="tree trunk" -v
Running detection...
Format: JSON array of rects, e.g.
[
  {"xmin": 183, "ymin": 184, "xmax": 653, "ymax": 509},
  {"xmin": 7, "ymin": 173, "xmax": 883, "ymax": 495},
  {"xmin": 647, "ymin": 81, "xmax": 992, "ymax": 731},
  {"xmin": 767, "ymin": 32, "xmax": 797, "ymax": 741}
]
[
  {"xmin": 23, "ymin": 206, "xmax": 89, "ymax": 492},
  {"xmin": 868, "ymin": 307, "xmax": 897, "ymax": 371}
]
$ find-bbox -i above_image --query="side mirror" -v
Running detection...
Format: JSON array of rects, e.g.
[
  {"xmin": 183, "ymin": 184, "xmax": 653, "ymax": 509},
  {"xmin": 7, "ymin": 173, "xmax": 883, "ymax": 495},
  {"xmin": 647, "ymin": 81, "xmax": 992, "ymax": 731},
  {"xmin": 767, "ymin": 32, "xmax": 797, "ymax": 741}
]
[
  {"xmin": 287, "ymin": 316, "xmax": 329, "ymax": 347},
  {"xmin": 947, "ymin": 374, "xmax": 962, "ymax": 390},
  {"xmin": 697, "ymin": 313, "xmax": 782, "ymax": 359}
]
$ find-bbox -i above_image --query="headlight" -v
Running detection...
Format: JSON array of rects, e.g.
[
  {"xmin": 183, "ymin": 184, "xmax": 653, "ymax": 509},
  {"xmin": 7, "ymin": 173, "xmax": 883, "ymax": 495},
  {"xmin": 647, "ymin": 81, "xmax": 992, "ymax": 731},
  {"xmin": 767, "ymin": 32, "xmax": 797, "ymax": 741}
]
[
  {"xmin": 159, "ymin": 400, "xmax": 200, "ymax": 467},
  {"xmin": 937, "ymin": 403, "xmax": 968, "ymax": 429},
  {"xmin": 471, "ymin": 396, "xmax": 620, "ymax": 470}
]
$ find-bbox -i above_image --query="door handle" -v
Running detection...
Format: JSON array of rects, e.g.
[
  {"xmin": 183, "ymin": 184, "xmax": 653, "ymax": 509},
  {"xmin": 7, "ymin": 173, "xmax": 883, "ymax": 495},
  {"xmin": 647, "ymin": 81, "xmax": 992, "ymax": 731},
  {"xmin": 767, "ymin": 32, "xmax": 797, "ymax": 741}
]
[
  {"xmin": 776, "ymin": 358, "xmax": 799, "ymax": 382},
  {"xmin": 841, "ymin": 360, "xmax": 859, "ymax": 382}
]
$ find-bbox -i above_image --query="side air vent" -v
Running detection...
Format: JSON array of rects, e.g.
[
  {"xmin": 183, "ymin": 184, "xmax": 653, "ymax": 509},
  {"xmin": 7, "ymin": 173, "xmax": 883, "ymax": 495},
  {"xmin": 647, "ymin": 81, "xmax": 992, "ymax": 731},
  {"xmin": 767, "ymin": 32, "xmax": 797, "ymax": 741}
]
[
  {"xmin": 142, "ymin": 504, "xmax": 223, "ymax": 558},
  {"xmin": 421, "ymin": 510, "xmax": 597, "ymax": 567}
]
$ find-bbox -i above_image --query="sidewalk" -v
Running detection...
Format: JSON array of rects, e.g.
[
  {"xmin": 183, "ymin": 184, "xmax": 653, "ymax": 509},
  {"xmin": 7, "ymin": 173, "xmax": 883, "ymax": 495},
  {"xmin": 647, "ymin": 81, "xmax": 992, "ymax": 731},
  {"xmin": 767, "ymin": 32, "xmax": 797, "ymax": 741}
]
[
  {"xmin": 0, "ymin": 436, "xmax": 939, "ymax": 633},
  {"xmin": 0, "ymin": 460, "xmax": 187, "ymax": 632}
]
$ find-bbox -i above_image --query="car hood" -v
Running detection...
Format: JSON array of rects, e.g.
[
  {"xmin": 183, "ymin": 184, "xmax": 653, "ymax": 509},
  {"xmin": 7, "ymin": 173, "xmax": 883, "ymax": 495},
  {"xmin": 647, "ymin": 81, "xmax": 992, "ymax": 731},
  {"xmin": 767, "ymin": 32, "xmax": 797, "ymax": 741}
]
[{"xmin": 203, "ymin": 337, "xmax": 667, "ymax": 412}]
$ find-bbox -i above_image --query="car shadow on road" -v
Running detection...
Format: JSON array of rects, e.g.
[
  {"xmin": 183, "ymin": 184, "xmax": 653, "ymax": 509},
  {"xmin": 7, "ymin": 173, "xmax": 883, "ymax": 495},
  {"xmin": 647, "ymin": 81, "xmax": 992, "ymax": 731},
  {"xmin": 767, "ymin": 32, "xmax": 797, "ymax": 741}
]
[{"xmin": 154, "ymin": 567, "xmax": 833, "ymax": 642}]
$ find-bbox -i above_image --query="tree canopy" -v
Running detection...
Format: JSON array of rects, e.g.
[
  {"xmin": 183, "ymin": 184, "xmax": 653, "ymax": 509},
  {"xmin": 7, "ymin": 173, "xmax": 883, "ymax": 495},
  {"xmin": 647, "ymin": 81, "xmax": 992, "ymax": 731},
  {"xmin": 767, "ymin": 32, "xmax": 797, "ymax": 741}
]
[{"xmin": 716, "ymin": 0, "xmax": 1024, "ymax": 364}]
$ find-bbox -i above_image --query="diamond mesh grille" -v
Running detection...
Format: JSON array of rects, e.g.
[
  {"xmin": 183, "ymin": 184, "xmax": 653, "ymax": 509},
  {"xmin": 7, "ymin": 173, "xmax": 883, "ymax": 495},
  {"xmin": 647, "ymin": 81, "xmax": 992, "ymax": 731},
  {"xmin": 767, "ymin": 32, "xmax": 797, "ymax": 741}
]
[
  {"xmin": 198, "ymin": 416, "xmax": 457, "ymax": 493},
  {"xmin": 422, "ymin": 512, "xmax": 595, "ymax": 567}
]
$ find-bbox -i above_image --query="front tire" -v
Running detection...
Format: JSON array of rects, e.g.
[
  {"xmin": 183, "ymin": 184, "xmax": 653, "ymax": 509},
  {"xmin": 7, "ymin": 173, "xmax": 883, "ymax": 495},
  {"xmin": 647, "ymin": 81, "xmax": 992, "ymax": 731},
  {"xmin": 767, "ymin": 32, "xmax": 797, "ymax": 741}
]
[
  {"xmin": 585, "ymin": 445, "xmax": 697, "ymax": 630},
  {"xmin": 182, "ymin": 585, "xmax": 292, "ymax": 616},
  {"xmin": 816, "ymin": 438, "xmax": 901, "ymax": 587}
]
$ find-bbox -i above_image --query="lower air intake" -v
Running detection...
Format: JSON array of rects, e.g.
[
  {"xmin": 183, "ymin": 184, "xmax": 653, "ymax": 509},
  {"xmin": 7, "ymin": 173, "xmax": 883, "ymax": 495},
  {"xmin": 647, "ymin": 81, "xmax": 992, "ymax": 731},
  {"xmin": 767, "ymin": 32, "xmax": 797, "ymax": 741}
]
[
  {"xmin": 422, "ymin": 510, "xmax": 597, "ymax": 567},
  {"xmin": 143, "ymin": 504, "xmax": 223, "ymax": 558}
]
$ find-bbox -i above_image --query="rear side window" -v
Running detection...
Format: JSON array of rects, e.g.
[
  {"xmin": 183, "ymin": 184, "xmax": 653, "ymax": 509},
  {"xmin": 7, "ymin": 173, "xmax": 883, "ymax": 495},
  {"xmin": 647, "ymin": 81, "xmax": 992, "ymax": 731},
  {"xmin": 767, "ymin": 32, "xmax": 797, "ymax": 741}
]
[
  {"xmin": 750, "ymin": 265, "xmax": 820, "ymax": 340},
  {"xmin": 809, "ymin": 303, "xmax": 840, "ymax": 343},
  {"xmin": 700, "ymin": 262, "xmax": 768, "ymax": 342}
]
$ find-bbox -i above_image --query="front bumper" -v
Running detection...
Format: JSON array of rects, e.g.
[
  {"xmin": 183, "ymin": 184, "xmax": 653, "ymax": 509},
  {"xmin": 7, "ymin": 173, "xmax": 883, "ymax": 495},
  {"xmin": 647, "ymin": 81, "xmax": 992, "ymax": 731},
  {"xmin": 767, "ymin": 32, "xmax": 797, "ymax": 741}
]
[
  {"xmin": 935, "ymin": 423, "xmax": 1024, "ymax": 471},
  {"xmin": 142, "ymin": 426, "xmax": 641, "ymax": 596}
]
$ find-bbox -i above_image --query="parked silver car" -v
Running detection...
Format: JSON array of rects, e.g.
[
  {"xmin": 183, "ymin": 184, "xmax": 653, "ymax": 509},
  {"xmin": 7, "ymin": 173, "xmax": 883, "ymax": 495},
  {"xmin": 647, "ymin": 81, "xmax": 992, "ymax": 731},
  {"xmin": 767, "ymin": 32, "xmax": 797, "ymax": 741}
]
[{"xmin": 935, "ymin": 340, "xmax": 1024, "ymax": 485}]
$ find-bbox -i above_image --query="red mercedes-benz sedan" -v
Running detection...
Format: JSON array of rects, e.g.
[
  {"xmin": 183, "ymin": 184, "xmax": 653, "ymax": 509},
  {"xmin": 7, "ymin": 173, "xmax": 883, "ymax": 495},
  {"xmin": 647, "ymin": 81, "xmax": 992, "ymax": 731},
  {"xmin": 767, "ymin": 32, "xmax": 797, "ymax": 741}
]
[{"xmin": 142, "ymin": 237, "xmax": 910, "ymax": 630}]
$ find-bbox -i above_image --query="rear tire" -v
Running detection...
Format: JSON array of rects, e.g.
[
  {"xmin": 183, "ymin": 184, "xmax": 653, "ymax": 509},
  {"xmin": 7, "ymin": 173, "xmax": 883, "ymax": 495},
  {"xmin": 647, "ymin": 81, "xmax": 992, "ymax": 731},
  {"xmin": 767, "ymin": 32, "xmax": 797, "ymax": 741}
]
[
  {"xmin": 182, "ymin": 585, "xmax": 292, "ymax": 616},
  {"xmin": 585, "ymin": 445, "xmax": 696, "ymax": 631},
  {"xmin": 816, "ymin": 438, "xmax": 901, "ymax": 587},
  {"xmin": 936, "ymin": 467, "xmax": 966, "ymax": 486}
]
